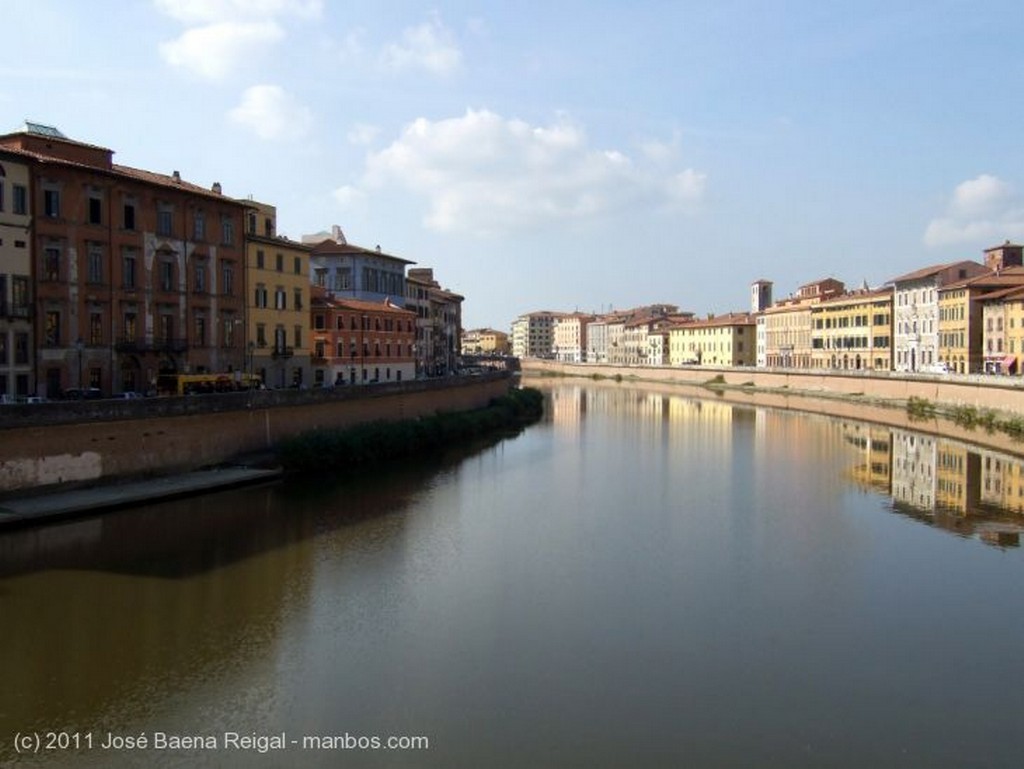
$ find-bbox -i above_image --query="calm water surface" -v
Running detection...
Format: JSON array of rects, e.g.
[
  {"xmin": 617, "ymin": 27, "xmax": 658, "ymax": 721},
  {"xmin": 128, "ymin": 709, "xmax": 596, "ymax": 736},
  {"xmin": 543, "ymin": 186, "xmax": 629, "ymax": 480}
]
[{"xmin": 2, "ymin": 380, "xmax": 1023, "ymax": 768}]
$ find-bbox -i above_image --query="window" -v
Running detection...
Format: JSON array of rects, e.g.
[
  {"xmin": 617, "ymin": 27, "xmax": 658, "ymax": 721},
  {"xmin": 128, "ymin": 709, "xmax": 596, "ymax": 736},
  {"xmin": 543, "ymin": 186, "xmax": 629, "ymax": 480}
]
[
  {"xmin": 247, "ymin": 212, "xmax": 257, "ymax": 234},
  {"xmin": 256, "ymin": 250, "xmax": 265, "ymax": 269},
  {"xmin": 276, "ymin": 253, "xmax": 283, "ymax": 272},
  {"xmin": 158, "ymin": 314, "xmax": 173, "ymax": 344},
  {"xmin": 89, "ymin": 312, "xmax": 102, "ymax": 345},
  {"xmin": 275, "ymin": 288, "xmax": 286, "ymax": 310},
  {"xmin": 314, "ymin": 268, "xmax": 327, "ymax": 287},
  {"xmin": 194, "ymin": 316, "xmax": 206, "ymax": 347},
  {"xmin": 12, "ymin": 184, "xmax": 27, "ymax": 215},
  {"xmin": 223, "ymin": 316, "xmax": 236, "ymax": 347},
  {"xmin": 256, "ymin": 324, "xmax": 266, "ymax": 346},
  {"xmin": 123, "ymin": 312, "xmax": 137, "ymax": 343},
  {"xmin": 123, "ymin": 202, "xmax": 135, "ymax": 230},
  {"xmin": 194, "ymin": 210, "xmax": 206, "ymax": 241},
  {"xmin": 294, "ymin": 325, "xmax": 302, "ymax": 349},
  {"xmin": 294, "ymin": 288, "xmax": 303, "ymax": 311},
  {"xmin": 255, "ymin": 284, "xmax": 268, "ymax": 308},
  {"xmin": 221, "ymin": 216, "xmax": 234, "ymax": 245},
  {"xmin": 87, "ymin": 243, "xmax": 103, "ymax": 284},
  {"xmin": 221, "ymin": 262, "xmax": 234, "ymax": 295},
  {"xmin": 0, "ymin": 333, "xmax": 6, "ymax": 365},
  {"xmin": 160, "ymin": 261, "xmax": 175, "ymax": 291},
  {"xmin": 12, "ymin": 277, "xmax": 28, "ymax": 314},
  {"xmin": 14, "ymin": 333, "xmax": 29, "ymax": 364},
  {"xmin": 43, "ymin": 247, "xmax": 60, "ymax": 281},
  {"xmin": 314, "ymin": 314, "xmax": 325, "ymax": 330},
  {"xmin": 44, "ymin": 311, "xmax": 61, "ymax": 346},
  {"xmin": 89, "ymin": 368, "xmax": 101, "ymax": 389},
  {"xmin": 44, "ymin": 188, "xmax": 60, "ymax": 217},
  {"xmin": 123, "ymin": 248, "xmax": 137, "ymax": 289},
  {"xmin": 157, "ymin": 206, "xmax": 173, "ymax": 236},
  {"xmin": 335, "ymin": 268, "xmax": 352, "ymax": 291},
  {"xmin": 294, "ymin": 256, "xmax": 301, "ymax": 275},
  {"xmin": 315, "ymin": 341, "xmax": 325, "ymax": 359},
  {"xmin": 88, "ymin": 195, "xmax": 102, "ymax": 225},
  {"xmin": 194, "ymin": 261, "xmax": 207, "ymax": 293}
]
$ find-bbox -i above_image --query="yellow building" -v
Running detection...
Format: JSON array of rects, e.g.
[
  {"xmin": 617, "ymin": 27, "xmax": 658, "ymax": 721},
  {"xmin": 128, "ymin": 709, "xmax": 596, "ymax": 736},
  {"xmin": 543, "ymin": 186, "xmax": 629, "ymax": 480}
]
[
  {"xmin": 810, "ymin": 287, "xmax": 893, "ymax": 371},
  {"xmin": 763, "ymin": 278, "xmax": 844, "ymax": 368},
  {"xmin": 668, "ymin": 313, "xmax": 756, "ymax": 366},
  {"xmin": 938, "ymin": 267, "xmax": 1024, "ymax": 373},
  {"xmin": 244, "ymin": 201, "xmax": 313, "ymax": 388},
  {"xmin": 462, "ymin": 328, "xmax": 510, "ymax": 355}
]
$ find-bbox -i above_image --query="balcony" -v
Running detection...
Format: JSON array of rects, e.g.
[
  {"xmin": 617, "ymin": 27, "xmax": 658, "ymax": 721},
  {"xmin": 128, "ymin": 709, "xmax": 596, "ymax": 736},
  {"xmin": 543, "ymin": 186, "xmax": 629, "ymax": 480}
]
[
  {"xmin": 115, "ymin": 337, "xmax": 189, "ymax": 354},
  {"xmin": 3, "ymin": 304, "xmax": 31, "ymax": 319},
  {"xmin": 271, "ymin": 345, "xmax": 294, "ymax": 359}
]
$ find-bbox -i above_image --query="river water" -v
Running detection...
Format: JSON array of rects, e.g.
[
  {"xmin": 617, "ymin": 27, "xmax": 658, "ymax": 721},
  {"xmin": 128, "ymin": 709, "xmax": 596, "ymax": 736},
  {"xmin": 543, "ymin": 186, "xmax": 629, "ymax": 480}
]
[{"xmin": 2, "ymin": 379, "xmax": 1023, "ymax": 768}]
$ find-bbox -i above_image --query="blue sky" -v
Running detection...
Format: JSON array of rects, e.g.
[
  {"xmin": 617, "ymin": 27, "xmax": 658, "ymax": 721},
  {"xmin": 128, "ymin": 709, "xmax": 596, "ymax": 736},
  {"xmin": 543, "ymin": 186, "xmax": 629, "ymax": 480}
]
[{"xmin": 4, "ymin": 1, "xmax": 1024, "ymax": 329}]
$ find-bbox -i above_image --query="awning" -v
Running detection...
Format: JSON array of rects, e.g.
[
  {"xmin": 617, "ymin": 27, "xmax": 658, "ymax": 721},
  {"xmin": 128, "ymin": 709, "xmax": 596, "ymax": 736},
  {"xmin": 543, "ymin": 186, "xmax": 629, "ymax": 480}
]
[{"xmin": 1003, "ymin": 355, "xmax": 1017, "ymax": 371}]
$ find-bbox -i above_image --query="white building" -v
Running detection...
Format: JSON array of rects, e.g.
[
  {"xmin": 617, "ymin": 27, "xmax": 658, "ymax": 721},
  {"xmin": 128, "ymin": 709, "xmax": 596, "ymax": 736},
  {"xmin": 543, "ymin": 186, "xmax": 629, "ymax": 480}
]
[{"xmin": 890, "ymin": 261, "xmax": 987, "ymax": 372}]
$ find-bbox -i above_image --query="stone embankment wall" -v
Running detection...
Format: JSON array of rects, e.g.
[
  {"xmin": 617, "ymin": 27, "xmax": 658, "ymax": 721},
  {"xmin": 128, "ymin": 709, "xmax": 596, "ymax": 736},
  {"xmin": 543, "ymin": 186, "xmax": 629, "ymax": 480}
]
[
  {"xmin": 523, "ymin": 360, "xmax": 1024, "ymax": 413},
  {"xmin": 0, "ymin": 374, "xmax": 510, "ymax": 495}
]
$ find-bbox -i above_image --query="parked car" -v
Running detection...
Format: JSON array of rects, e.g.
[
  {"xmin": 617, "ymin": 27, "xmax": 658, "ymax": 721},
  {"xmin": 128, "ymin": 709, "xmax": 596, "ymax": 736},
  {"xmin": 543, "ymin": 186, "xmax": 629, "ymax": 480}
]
[
  {"xmin": 62, "ymin": 387, "xmax": 104, "ymax": 400},
  {"xmin": 25, "ymin": 395, "xmax": 48, "ymax": 404},
  {"xmin": 115, "ymin": 391, "xmax": 144, "ymax": 399}
]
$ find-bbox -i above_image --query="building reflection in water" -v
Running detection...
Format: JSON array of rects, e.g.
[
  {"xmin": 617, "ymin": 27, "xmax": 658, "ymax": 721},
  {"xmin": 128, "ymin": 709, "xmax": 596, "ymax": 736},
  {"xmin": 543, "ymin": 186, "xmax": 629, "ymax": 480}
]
[
  {"xmin": 542, "ymin": 381, "xmax": 1024, "ymax": 550},
  {"xmin": 843, "ymin": 425, "xmax": 1022, "ymax": 548}
]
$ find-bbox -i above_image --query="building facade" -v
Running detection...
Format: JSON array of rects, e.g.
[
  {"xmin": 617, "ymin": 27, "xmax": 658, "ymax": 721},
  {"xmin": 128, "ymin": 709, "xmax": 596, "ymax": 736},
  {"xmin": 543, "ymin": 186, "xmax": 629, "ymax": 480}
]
[
  {"xmin": 244, "ymin": 201, "xmax": 313, "ymax": 388},
  {"xmin": 762, "ymin": 278, "xmax": 844, "ymax": 368},
  {"xmin": 809, "ymin": 287, "xmax": 893, "ymax": 371},
  {"xmin": 0, "ymin": 150, "xmax": 33, "ymax": 399},
  {"xmin": 310, "ymin": 287, "xmax": 416, "ymax": 386},
  {"xmin": 890, "ymin": 261, "xmax": 988, "ymax": 373},
  {"xmin": 553, "ymin": 313, "xmax": 594, "ymax": 363},
  {"xmin": 406, "ymin": 268, "xmax": 463, "ymax": 377},
  {"xmin": 461, "ymin": 328, "xmax": 509, "ymax": 355},
  {"xmin": 0, "ymin": 123, "xmax": 247, "ymax": 397},
  {"xmin": 668, "ymin": 313, "xmax": 756, "ymax": 367}
]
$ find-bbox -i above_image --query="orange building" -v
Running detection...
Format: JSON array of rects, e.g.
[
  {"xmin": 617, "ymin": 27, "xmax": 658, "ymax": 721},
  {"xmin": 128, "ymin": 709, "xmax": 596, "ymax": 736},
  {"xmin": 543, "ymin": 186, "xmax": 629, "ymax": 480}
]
[
  {"xmin": 0, "ymin": 123, "xmax": 247, "ymax": 396},
  {"xmin": 310, "ymin": 286, "xmax": 416, "ymax": 386}
]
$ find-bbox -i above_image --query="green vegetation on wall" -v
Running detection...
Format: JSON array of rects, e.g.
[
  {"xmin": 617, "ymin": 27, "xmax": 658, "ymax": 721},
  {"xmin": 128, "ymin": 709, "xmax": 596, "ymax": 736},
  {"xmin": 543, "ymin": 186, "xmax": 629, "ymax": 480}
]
[{"xmin": 278, "ymin": 387, "xmax": 544, "ymax": 473}]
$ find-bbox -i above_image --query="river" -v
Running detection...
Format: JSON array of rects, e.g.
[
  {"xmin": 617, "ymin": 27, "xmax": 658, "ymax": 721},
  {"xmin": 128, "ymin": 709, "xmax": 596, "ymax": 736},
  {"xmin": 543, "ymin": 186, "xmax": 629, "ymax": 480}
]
[{"xmin": 1, "ymin": 379, "xmax": 1023, "ymax": 768}]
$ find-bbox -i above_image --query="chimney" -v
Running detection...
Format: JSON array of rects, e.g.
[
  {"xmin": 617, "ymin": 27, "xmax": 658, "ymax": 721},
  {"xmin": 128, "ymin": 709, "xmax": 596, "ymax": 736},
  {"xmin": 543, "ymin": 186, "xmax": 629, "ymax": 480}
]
[
  {"xmin": 375, "ymin": 245, "xmax": 381, "ymax": 253},
  {"xmin": 172, "ymin": 170, "xmax": 181, "ymax": 183},
  {"xmin": 212, "ymin": 182, "xmax": 222, "ymax": 195}
]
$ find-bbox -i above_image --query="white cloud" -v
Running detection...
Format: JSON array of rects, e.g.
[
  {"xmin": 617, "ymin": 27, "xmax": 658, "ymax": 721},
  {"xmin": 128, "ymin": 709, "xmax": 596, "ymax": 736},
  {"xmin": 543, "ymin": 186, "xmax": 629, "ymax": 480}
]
[
  {"xmin": 347, "ymin": 123, "xmax": 379, "ymax": 145},
  {"xmin": 154, "ymin": 0, "xmax": 320, "ymax": 80},
  {"xmin": 154, "ymin": 0, "xmax": 322, "ymax": 24},
  {"xmin": 333, "ymin": 185, "xmax": 366, "ymax": 208},
  {"xmin": 349, "ymin": 109, "xmax": 706, "ymax": 236},
  {"xmin": 924, "ymin": 174, "xmax": 1024, "ymax": 247},
  {"xmin": 228, "ymin": 84, "xmax": 312, "ymax": 140},
  {"xmin": 160, "ymin": 22, "xmax": 283, "ymax": 80},
  {"xmin": 379, "ymin": 16, "xmax": 462, "ymax": 75}
]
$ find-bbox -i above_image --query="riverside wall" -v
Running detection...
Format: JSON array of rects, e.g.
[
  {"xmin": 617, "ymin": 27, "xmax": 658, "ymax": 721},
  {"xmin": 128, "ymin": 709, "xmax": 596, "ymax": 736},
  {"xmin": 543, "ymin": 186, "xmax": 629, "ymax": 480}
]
[
  {"xmin": 0, "ymin": 374, "xmax": 510, "ymax": 495},
  {"xmin": 522, "ymin": 360, "xmax": 1024, "ymax": 413}
]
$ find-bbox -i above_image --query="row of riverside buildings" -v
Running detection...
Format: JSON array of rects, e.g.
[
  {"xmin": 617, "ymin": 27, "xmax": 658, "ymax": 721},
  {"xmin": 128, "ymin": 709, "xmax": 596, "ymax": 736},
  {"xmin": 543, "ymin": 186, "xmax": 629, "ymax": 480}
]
[
  {"xmin": 0, "ymin": 123, "xmax": 463, "ymax": 400},
  {"xmin": 512, "ymin": 240, "xmax": 1024, "ymax": 375}
]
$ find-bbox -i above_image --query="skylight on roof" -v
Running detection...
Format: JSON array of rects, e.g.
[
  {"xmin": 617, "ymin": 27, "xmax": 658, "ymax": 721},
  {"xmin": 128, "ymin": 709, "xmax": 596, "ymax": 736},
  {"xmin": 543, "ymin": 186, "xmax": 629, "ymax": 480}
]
[{"xmin": 22, "ymin": 121, "xmax": 67, "ymax": 139}]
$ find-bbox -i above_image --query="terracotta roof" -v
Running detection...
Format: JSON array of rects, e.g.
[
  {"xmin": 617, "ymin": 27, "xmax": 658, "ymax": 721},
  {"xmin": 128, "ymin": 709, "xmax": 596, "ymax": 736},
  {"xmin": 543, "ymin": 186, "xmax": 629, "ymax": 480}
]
[
  {"xmin": 817, "ymin": 287, "xmax": 893, "ymax": 306},
  {"xmin": 675, "ymin": 312, "xmax": 756, "ymax": 329},
  {"xmin": 310, "ymin": 239, "xmax": 415, "ymax": 265},
  {"xmin": 312, "ymin": 293, "xmax": 415, "ymax": 315},
  {"xmin": 887, "ymin": 260, "xmax": 985, "ymax": 284},
  {"xmin": 940, "ymin": 266, "xmax": 1024, "ymax": 291},
  {"xmin": 0, "ymin": 143, "xmax": 244, "ymax": 204}
]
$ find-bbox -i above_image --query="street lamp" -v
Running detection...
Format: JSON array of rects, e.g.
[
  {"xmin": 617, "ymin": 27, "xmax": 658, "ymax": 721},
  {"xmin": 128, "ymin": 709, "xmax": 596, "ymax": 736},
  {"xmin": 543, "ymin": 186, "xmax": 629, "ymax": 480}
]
[
  {"xmin": 75, "ymin": 337, "xmax": 84, "ymax": 389},
  {"xmin": 247, "ymin": 340, "xmax": 256, "ymax": 388}
]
